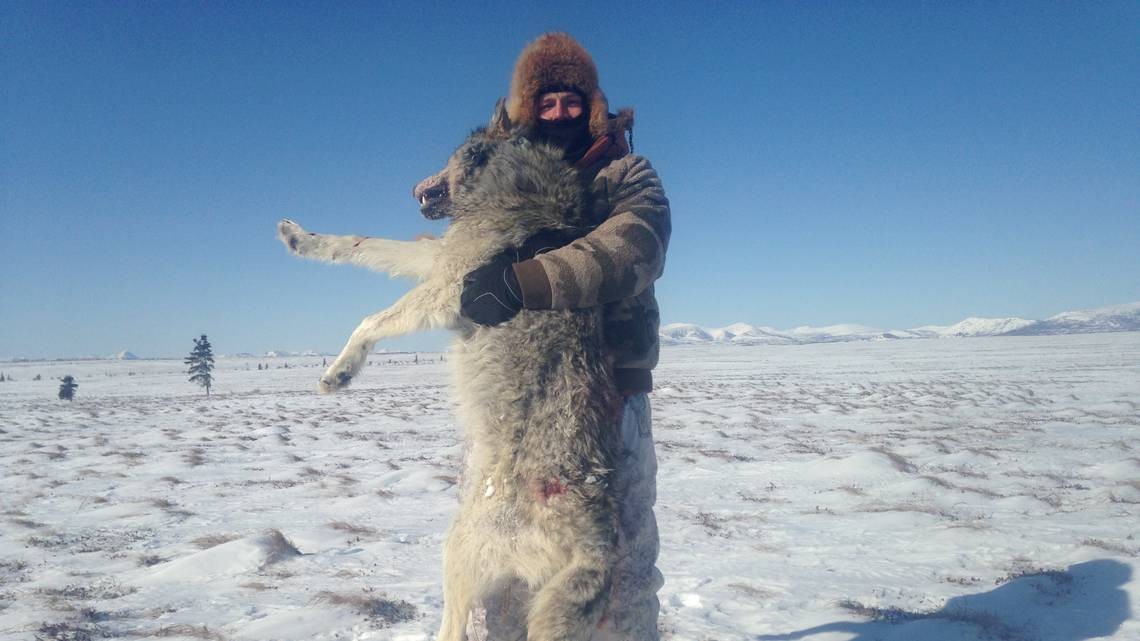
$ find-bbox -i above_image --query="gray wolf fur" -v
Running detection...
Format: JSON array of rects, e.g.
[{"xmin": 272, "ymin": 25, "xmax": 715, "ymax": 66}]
[{"xmin": 277, "ymin": 103, "xmax": 621, "ymax": 640}]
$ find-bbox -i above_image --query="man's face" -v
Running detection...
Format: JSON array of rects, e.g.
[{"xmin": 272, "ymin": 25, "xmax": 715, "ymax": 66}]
[{"xmin": 537, "ymin": 91, "xmax": 584, "ymax": 122}]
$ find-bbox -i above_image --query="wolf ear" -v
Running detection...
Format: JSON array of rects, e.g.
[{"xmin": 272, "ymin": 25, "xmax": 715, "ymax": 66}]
[{"xmin": 487, "ymin": 98, "xmax": 512, "ymax": 137}]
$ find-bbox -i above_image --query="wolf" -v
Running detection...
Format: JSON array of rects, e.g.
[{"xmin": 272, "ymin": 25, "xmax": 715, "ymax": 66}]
[{"xmin": 277, "ymin": 102, "xmax": 621, "ymax": 640}]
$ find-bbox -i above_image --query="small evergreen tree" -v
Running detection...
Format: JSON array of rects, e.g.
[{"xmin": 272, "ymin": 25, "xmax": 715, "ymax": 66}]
[
  {"xmin": 185, "ymin": 334, "xmax": 215, "ymax": 396},
  {"xmin": 58, "ymin": 375, "xmax": 78, "ymax": 401}
]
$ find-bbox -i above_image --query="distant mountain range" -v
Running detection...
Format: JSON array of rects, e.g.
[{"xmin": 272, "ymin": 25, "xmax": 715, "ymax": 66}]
[
  {"xmin": 6, "ymin": 303, "xmax": 1137, "ymax": 362},
  {"xmin": 661, "ymin": 302, "xmax": 1140, "ymax": 346}
]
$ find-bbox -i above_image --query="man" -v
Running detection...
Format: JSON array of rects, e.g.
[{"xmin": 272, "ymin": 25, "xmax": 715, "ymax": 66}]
[{"xmin": 457, "ymin": 33, "xmax": 671, "ymax": 640}]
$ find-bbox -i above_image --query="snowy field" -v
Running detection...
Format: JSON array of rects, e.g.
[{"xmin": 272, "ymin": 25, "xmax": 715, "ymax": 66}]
[{"xmin": 1, "ymin": 333, "xmax": 1137, "ymax": 640}]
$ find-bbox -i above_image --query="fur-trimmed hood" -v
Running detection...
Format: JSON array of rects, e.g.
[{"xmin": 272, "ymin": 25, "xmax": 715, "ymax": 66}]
[{"xmin": 506, "ymin": 32, "xmax": 633, "ymax": 140}]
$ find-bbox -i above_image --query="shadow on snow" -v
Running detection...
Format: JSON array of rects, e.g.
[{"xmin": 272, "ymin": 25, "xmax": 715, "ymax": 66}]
[{"xmin": 756, "ymin": 559, "xmax": 1131, "ymax": 641}]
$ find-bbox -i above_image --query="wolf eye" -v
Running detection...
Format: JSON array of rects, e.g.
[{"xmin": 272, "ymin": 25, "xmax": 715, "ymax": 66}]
[{"xmin": 462, "ymin": 142, "xmax": 491, "ymax": 171}]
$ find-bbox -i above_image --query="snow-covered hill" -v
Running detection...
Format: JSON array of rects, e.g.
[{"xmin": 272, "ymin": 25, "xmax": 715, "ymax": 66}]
[
  {"xmin": 664, "ymin": 301, "xmax": 1140, "ymax": 345},
  {"xmin": 912, "ymin": 316, "xmax": 1038, "ymax": 338},
  {"xmin": 659, "ymin": 323, "xmax": 715, "ymax": 343},
  {"xmin": 1011, "ymin": 301, "xmax": 1140, "ymax": 336},
  {"xmin": 660, "ymin": 322, "xmax": 910, "ymax": 345},
  {"xmin": 264, "ymin": 350, "xmax": 323, "ymax": 358}
]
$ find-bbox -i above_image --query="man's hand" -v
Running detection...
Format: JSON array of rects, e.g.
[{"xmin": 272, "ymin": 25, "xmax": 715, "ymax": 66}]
[
  {"xmin": 458, "ymin": 229, "xmax": 587, "ymax": 326},
  {"xmin": 460, "ymin": 251, "xmax": 524, "ymax": 326}
]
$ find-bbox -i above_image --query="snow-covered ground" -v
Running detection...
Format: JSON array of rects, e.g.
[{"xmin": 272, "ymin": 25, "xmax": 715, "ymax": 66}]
[{"xmin": 1, "ymin": 334, "xmax": 1137, "ymax": 640}]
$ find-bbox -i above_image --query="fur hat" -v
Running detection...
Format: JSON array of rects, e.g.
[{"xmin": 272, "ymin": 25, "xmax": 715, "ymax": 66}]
[{"xmin": 507, "ymin": 32, "xmax": 632, "ymax": 140}]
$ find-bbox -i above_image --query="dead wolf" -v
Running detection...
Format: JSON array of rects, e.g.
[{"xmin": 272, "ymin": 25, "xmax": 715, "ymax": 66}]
[{"xmin": 277, "ymin": 103, "xmax": 621, "ymax": 640}]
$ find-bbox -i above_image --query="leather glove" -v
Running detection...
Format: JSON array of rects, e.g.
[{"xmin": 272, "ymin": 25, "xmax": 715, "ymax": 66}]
[
  {"xmin": 459, "ymin": 252, "xmax": 525, "ymax": 327},
  {"xmin": 459, "ymin": 228, "xmax": 588, "ymax": 326}
]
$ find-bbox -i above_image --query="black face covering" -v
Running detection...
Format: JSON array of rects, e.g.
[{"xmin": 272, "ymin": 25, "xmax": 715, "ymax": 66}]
[{"xmin": 535, "ymin": 113, "xmax": 593, "ymax": 163}]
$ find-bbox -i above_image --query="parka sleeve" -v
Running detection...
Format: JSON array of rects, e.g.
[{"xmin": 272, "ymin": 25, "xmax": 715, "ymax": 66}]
[{"xmin": 513, "ymin": 155, "xmax": 671, "ymax": 310}]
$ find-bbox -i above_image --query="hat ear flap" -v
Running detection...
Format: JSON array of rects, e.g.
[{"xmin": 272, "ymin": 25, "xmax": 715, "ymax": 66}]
[{"xmin": 588, "ymin": 88, "xmax": 610, "ymax": 139}]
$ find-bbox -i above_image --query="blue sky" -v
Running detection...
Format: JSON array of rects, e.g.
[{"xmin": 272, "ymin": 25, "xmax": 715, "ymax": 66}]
[{"xmin": 2, "ymin": 2, "xmax": 1137, "ymax": 359}]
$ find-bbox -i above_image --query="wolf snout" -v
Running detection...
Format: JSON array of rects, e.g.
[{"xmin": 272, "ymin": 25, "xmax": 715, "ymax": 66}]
[
  {"xmin": 412, "ymin": 175, "xmax": 445, "ymax": 203},
  {"xmin": 413, "ymin": 173, "xmax": 450, "ymax": 219},
  {"xmin": 413, "ymin": 182, "xmax": 446, "ymax": 205}
]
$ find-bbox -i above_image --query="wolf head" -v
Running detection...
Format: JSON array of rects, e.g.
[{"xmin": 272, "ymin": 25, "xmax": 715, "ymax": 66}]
[
  {"xmin": 413, "ymin": 99, "xmax": 516, "ymax": 220},
  {"xmin": 412, "ymin": 101, "xmax": 590, "ymax": 235}
]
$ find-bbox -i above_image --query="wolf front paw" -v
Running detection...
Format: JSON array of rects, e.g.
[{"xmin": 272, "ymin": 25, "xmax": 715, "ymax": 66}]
[
  {"xmin": 277, "ymin": 219, "xmax": 312, "ymax": 255},
  {"xmin": 317, "ymin": 368, "xmax": 355, "ymax": 395}
]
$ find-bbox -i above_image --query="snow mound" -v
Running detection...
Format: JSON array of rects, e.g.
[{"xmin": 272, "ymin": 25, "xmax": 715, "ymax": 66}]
[
  {"xmin": 797, "ymin": 450, "xmax": 914, "ymax": 483},
  {"xmin": 139, "ymin": 530, "xmax": 300, "ymax": 584}
]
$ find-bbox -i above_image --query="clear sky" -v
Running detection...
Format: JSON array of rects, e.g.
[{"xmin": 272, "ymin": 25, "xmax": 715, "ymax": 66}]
[{"xmin": 3, "ymin": 2, "xmax": 1137, "ymax": 359}]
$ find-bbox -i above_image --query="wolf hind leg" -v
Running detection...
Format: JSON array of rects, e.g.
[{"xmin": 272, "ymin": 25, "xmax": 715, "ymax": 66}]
[
  {"xmin": 437, "ymin": 564, "xmax": 476, "ymax": 640},
  {"xmin": 526, "ymin": 555, "xmax": 610, "ymax": 641},
  {"xmin": 438, "ymin": 590, "xmax": 475, "ymax": 641},
  {"xmin": 437, "ymin": 519, "xmax": 486, "ymax": 641}
]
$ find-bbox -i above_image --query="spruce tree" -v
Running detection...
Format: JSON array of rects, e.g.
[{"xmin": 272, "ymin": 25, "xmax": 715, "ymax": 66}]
[
  {"xmin": 58, "ymin": 375, "xmax": 78, "ymax": 401},
  {"xmin": 185, "ymin": 334, "xmax": 216, "ymax": 396}
]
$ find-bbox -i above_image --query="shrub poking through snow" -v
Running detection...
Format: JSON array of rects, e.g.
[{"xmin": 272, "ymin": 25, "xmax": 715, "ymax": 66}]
[
  {"xmin": 191, "ymin": 534, "xmax": 240, "ymax": 550},
  {"xmin": 259, "ymin": 529, "xmax": 301, "ymax": 565},
  {"xmin": 139, "ymin": 624, "xmax": 226, "ymax": 640},
  {"xmin": 327, "ymin": 521, "xmax": 378, "ymax": 536},
  {"xmin": 35, "ymin": 621, "xmax": 109, "ymax": 640},
  {"xmin": 313, "ymin": 590, "xmax": 417, "ymax": 626}
]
